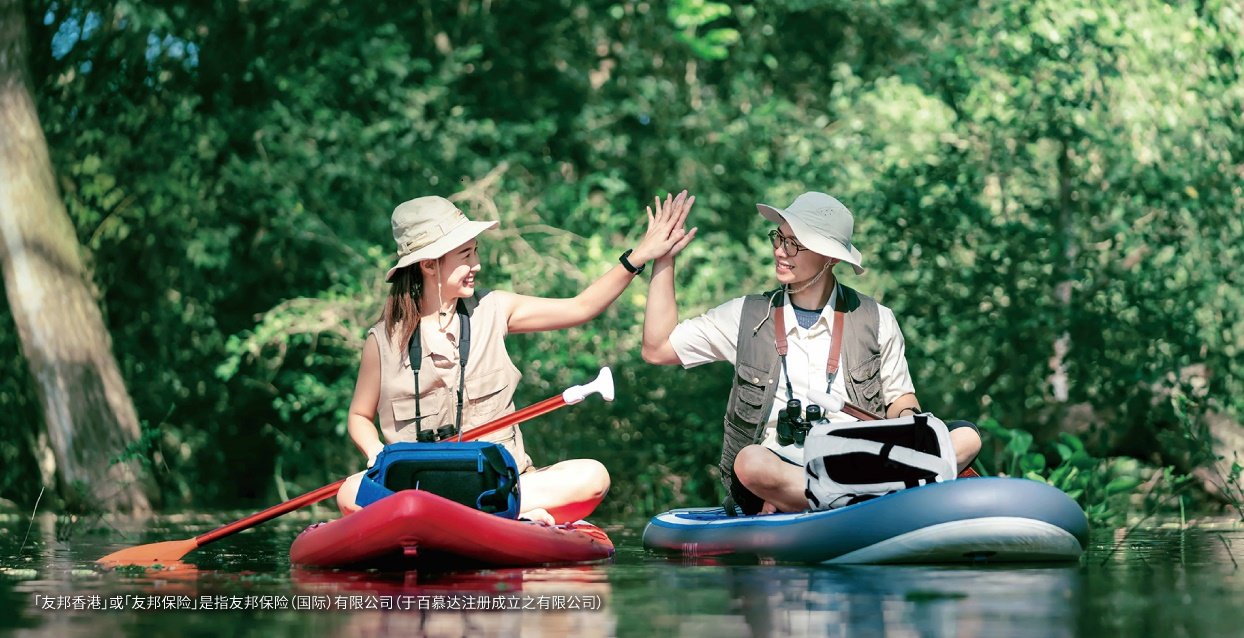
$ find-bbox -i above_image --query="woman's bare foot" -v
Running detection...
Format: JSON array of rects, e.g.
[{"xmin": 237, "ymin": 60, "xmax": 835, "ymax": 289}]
[{"xmin": 520, "ymin": 508, "xmax": 555, "ymax": 525}]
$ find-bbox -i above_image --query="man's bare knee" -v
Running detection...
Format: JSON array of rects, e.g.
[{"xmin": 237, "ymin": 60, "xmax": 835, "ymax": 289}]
[
  {"xmin": 734, "ymin": 445, "xmax": 777, "ymax": 490},
  {"xmin": 951, "ymin": 428, "xmax": 983, "ymax": 470}
]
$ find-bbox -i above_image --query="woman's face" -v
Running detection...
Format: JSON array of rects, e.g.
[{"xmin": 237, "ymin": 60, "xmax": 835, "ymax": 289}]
[
  {"xmin": 772, "ymin": 221, "xmax": 833, "ymax": 285},
  {"xmin": 424, "ymin": 239, "xmax": 481, "ymax": 299}
]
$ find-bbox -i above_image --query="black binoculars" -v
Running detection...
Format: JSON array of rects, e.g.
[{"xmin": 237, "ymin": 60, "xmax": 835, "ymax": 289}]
[
  {"xmin": 776, "ymin": 399, "xmax": 826, "ymax": 446},
  {"xmin": 416, "ymin": 424, "xmax": 459, "ymax": 443}
]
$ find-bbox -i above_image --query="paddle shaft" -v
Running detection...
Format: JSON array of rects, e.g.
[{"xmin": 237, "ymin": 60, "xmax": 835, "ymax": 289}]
[
  {"xmin": 841, "ymin": 402, "xmax": 881, "ymax": 421},
  {"xmin": 197, "ymin": 479, "xmax": 345, "ymax": 545},
  {"xmin": 195, "ymin": 394, "xmax": 569, "ymax": 547}
]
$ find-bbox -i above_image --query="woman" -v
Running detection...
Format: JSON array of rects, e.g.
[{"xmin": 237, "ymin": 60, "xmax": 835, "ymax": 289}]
[{"xmin": 337, "ymin": 192, "xmax": 695, "ymax": 523}]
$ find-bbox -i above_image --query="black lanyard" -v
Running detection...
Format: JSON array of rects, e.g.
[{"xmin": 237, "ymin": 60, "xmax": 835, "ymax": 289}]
[
  {"xmin": 407, "ymin": 303, "xmax": 472, "ymax": 439},
  {"xmin": 772, "ymin": 287, "xmax": 845, "ymax": 404}
]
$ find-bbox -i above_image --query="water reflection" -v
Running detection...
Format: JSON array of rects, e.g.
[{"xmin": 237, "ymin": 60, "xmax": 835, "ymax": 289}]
[
  {"xmin": 2, "ymin": 512, "xmax": 1242, "ymax": 637},
  {"xmin": 1076, "ymin": 527, "xmax": 1244, "ymax": 636},
  {"xmin": 630, "ymin": 564, "xmax": 1078, "ymax": 638},
  {"xmin": 288, "ymin": 565, "xmax": 615, "ymax": 637},
  {"xmin": 2, "ymin": 512, "xmax": 617, "ymax": 637}
]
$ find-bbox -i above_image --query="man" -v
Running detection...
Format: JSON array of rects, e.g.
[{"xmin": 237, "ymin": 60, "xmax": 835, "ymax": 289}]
[{"xmin": 642, "ymin": 191, "xmax": 982, "ymax": 514}]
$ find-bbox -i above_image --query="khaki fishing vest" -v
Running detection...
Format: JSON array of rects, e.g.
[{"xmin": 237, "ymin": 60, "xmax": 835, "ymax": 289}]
[
  {"xmin": 720, "ymin": 284, "xmax": 882, "ymax": 495},
  {"xmin": 369, "ymin": 289, "xmax": 531, "ymax": 472}
]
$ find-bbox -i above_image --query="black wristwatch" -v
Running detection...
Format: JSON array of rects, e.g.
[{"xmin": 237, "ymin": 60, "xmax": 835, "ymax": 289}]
[{"xmin": 619, "ymin": 249, "xmax": 646, "ymax": 275}]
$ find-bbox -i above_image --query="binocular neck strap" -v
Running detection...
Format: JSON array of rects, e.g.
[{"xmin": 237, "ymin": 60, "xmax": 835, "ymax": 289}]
[
  {"xmin": 408, "ymin": 303, "xmax": 472, "ymax": 440},
  {"xmin": 773, "ymin": 288, "xmax": 848, "ymax": 404}
]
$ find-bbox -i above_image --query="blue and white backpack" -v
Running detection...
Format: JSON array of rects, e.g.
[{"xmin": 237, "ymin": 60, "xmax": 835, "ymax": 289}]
[{"xmin": 803, "ymin": 412, "xmax": 958, "ymax": 510}]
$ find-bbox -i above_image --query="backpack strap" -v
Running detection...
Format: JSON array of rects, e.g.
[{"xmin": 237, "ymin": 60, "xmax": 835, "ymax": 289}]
[
  {"xmin": 476, "ymin": 443, "xmax": 519, "ymax": 513},
  {"xmin": 817, "ymin": 436, "xmax": 952, "ymax": 477}
]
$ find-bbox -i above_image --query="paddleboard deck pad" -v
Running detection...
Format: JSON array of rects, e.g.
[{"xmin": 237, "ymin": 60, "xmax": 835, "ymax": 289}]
[{"xmin": 643, "ymin": 478, "xmax": 1087, "ymax": 564}]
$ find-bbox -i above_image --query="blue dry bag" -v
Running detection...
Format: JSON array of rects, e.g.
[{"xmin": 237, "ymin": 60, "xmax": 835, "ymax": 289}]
[{"xmin": 354, "ymin": 441, "xmax": 521, "ymax": 518}]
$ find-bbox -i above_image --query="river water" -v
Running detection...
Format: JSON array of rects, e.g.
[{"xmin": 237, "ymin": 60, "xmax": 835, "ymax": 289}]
[{"xmin": 1, "ymin": 508, "xmax": 1240, "ymax": 637}]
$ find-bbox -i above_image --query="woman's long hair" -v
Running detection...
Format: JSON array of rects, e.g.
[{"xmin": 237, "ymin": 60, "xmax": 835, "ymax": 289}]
[{"xmin": 382, "ymin": 265, "xmax": 424, "ymax": 350}]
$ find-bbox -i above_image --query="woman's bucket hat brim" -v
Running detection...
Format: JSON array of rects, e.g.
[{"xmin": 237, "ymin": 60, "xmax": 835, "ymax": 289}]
[{"xmin": 384, "ymin": 196, "xmax": 498, "ymax": 282}]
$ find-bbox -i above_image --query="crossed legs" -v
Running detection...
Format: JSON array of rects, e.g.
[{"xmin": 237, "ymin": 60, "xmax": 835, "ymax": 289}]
[{"xmin": 734, "ymin": 427, "xmax": 983, "ymax": 514}]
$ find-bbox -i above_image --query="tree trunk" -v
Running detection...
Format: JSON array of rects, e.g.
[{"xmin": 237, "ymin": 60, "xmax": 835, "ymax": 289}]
[
  {"xmin": 0, "ymin": 0, "xmax": 151, "ymax": 514},
  {"xmin": 1047, "ymin": 140, "xmax": 1076, "ymax": 405}
]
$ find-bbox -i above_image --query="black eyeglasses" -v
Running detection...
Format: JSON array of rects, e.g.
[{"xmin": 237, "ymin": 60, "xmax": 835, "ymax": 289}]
[{"xmin": 768, "ymin": 229, "xmax": 808, "ymax": 255}]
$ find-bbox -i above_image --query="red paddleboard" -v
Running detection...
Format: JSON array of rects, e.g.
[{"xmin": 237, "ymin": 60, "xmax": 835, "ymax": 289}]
[{"xmin": 289, "ymin": 490, "xmax": 614, "ymax": 568}]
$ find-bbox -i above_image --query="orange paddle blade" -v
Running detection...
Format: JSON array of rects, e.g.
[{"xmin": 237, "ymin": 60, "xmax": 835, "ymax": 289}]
[{"xmin": 97, "ymin": 538, "xmax": 200, "ymax": 567}]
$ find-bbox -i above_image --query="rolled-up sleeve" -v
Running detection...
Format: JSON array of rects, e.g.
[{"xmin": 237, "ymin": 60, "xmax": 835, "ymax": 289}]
[
  {"xmin": 878, "ymin": 305, "xmax": 916, "ymax": 406},
  {"xmin": 668, "ymin": 297, "xmax": 744, "ymax": 368}
]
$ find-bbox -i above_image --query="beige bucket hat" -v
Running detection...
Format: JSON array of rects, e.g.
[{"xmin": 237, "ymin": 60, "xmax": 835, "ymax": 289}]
[
  {"xmin": 757, "ymin": 191, "xmax": 865, "ymax": 275},
  {"xmin": 384, "ymin": 196, "xmax": 498, "ymax": 282}
]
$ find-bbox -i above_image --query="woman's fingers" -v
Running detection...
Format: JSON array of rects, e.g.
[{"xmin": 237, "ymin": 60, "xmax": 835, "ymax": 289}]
[
  {"xmin": 643, "ymin": 191, "xmax": 692, "ymax": 252},
  {"xmin": 659, "ymin": 190, "xmax": 688, "ymax": 225}
]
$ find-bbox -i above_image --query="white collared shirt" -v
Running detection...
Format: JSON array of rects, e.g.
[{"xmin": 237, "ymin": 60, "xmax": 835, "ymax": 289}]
[{"xmin": 669, "ymin": 286, "xmax": 915, "ymax": 464}]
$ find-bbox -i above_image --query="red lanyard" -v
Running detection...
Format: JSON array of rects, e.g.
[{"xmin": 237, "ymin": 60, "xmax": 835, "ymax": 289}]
[{"xmin": 773, "ymin": 291, "xmax": 845, "ymax": 390}]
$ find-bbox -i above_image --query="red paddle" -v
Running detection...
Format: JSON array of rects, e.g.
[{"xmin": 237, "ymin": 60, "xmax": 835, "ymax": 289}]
[{"xmin": 98, "ymin": 367, "xmax": 616, "ymax": 566}]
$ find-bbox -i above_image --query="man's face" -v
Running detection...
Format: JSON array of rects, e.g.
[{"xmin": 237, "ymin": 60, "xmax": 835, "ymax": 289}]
[{"xmin": 772, "ymin": 222, "xmax": 833, "ymax": 285}]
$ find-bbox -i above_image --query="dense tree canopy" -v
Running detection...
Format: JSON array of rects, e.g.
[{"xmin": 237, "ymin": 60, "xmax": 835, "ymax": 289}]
[{"xmin": 1, "ymin": 0, "xmax": 1239, "ymax": 522}]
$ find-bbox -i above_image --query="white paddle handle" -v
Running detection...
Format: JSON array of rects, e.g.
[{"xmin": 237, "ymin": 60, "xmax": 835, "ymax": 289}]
[
  {"xmin": 806, "ymin": 388, "xmax": 845, "ymax": 416},
  {"xmin": 562, "ymin": 366, "xmax": 615, "ymax": 404}
]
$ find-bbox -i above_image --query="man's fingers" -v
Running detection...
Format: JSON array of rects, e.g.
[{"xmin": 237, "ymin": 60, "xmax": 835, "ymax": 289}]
[
  {"xmin": 672, "ymin": 227, "xmax": 698, "ymax": 252},
  {"xmin": 651, "ymin": 191, "xmax": 691, "ymax": 228},
  {"xmin": 676, "ymin": 195, "xmax": 695, "ymax": 226}
]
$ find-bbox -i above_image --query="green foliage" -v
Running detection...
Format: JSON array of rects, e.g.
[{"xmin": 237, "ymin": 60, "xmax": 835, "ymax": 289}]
[
  {"xmin": 1, "ymin": 0, "xmax": 1240, "ymax": 525},
  {"xmin": 979, "ymin": 419, "xmax": 1209, "ymax": 526},
  {"xmin": 668, "ymin": 0, "xmax": 739, "ymax": 61}
]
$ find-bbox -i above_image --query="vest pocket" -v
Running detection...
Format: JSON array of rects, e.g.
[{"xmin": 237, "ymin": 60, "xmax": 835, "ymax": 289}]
[
  {"xmin": 731, "ymin": 363, "xmax": 769, "ymax": 424},
  {"xmin": 466, "ymin": 368, "xmax": 513, "ymax": 423},
  {"xmin": 848, "ymin": 353, "xmax": 882, "ymax": 402},
  {"xmin": 391, "ymin": 396, "xmax": 443, "ymax": 436}
]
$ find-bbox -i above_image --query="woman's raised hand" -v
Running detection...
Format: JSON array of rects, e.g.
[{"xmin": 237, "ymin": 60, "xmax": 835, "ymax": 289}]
[{"xmin": 631, "ymin": 190, "xmax": 699, "ymax": 264}]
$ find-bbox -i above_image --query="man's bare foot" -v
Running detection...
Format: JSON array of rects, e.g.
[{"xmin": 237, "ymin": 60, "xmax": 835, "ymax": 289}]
[
  {"xmin": 760, "ymin": 501, "xmax": 778, "ymax": 515},
  {"xmin": 520, "ymin": 508, "xmax": 555, "ymax": 525}
]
